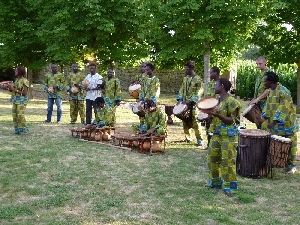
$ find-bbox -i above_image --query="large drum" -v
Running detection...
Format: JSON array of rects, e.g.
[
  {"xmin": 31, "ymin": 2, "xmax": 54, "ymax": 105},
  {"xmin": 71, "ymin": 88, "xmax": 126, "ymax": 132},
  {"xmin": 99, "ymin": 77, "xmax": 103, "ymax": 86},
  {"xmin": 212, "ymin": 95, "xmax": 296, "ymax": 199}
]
[
  {"xmin": 242, "ymin": 104, "xmax": 262, "ymax": 127},
  {"xmin": 128, "ymin": 83, "xmax": 141, "ymax": 99},
  {"xmin": 237, "ymin": 129, "xmax": 271, "ymax": 178},
  {"xmin": 268, "ymin": 135, "xmax": 291, "ymax": 168},
  {"xmin": 173, "ymin": 102, "xmax": 190, "ymax": 121},
  {"xmin": 196, "ymin": 97, "xmax": 218, "ymax": 113}
]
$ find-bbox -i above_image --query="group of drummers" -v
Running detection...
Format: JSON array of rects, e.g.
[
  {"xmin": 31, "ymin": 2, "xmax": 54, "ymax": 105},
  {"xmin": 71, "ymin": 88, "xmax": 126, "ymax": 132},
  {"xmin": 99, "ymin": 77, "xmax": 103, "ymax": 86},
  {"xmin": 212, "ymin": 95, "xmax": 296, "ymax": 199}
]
[{"xmin": 3, "ymin": 56, "xmax": 298, "ymax": 196}]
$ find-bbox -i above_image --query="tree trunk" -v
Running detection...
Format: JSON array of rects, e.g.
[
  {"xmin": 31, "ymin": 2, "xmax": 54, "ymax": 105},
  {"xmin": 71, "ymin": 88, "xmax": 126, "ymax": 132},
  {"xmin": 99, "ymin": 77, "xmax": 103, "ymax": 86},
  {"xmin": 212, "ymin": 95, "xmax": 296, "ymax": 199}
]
[
  {"xmin": 203, "ymin": 46, "xmax": 210, "ymax": 95},
  {"xmin": 27, "ymin": 68, "xmax": 33, "ymax": 99},
  {"xmin": 297, "ymin": 60, "xmax": 300, "ymax": 113}
]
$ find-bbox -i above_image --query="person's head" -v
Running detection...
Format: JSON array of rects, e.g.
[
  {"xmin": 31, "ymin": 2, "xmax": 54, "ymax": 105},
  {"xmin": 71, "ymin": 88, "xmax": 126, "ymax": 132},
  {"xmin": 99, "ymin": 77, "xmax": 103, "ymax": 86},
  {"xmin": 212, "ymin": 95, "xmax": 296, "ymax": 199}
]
[
  {"xmin": 50, "ymin": 64, "xmax": 58, "ymax": 74},
  {"xmin": 15, "ymin": 66, "xmax": 26, "ymax": 77},
  {"xmin": 143, "ymin": 99, "xmax": 157, "ymax": 112},
  {"xmin": 185, "ymin": 60, "xmax": 195, "ymax": 76},
  {"xmin": 210, "ymin": 66, "xmax": 220, "ymax": 80},
  {"xmin": 145, "ymin": 63, "xmax": 155, "ymax": 76},
  {"xmin": 89, "ymin": 62, "xmax": 97, "ymax": 75},
  {"xmin": 139, "ymin": 62, "xmax": 147, "ymax": 74},
  {"xmin": 95, "ymin": 97, "xmax": 105, "ymax": 109},
  {"xmin": 71, "ymin": 63, "xmax": 78, "ymax": 73},
  {"xmin": 107, "ymin": 68, "xmax": 115, "ymax": 79},
  {"xmin": 215, "ymin": 78, "xmax": 232, "ymax": 94},
  {"xmin": 264, "ymin": 71, "xmax": 279, "ymax": 89},
  {"xmin": 256, "ymin": 56, "xmax": 268, "ymax": 72}
]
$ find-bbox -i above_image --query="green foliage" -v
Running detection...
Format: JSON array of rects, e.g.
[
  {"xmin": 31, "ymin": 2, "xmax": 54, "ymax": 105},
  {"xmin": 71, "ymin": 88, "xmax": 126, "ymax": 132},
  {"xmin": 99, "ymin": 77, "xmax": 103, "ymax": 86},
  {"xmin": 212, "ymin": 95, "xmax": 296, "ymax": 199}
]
[{"xmin": 236, "ymin": 60, "xmax": 297, "ymax": 103}]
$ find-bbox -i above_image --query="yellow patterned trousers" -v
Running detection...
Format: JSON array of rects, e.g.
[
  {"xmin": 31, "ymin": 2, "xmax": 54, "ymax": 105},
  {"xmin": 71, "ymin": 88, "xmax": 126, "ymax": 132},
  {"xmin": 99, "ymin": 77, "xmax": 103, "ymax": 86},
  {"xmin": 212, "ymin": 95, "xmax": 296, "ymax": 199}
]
[
  {"xmin": 12, "ymin": 103, "xmax": 28, "ymax": 134},
  {"xmin": 69, "ymin": 100, "xmax": 85, "ymax": 123}
]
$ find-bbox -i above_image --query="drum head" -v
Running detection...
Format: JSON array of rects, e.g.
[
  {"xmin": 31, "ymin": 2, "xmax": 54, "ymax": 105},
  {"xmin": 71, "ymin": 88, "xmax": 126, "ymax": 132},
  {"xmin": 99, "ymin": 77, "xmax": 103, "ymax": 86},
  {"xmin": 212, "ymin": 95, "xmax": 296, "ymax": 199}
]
[
  {"xmin": 239, "ymin": 129, "xmax": 270, "ymax": 137},
  {"xmin": 173, "ymin": 103, "xmax": 187, "ymax": 115},
  {"xmin": 197, "ymin": 97, "xmax": 218, "ymax": 110},
  {"xmin": 129, "ymin": 84, "xmax": 141, "ymax": 91},
  {"xmin": 271, "ymin": 135, "xmax": 291, "ymax": 143}
]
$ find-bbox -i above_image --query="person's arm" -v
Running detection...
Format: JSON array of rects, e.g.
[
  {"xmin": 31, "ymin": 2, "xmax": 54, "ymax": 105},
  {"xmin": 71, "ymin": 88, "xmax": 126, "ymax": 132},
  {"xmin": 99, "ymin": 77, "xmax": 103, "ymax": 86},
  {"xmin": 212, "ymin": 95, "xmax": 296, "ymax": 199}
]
[{"xmin": 249, "ymin": 89, "xmax": 270, "ymax": 105}]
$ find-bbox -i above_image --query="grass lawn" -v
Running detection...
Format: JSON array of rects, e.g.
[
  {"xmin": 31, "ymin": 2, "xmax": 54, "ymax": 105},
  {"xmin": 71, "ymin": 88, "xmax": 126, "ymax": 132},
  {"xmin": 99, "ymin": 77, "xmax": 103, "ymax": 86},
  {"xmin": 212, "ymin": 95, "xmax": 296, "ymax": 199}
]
[{"xmin": 0, "ymin": 89, "xmax": 299, "ymax": 225}]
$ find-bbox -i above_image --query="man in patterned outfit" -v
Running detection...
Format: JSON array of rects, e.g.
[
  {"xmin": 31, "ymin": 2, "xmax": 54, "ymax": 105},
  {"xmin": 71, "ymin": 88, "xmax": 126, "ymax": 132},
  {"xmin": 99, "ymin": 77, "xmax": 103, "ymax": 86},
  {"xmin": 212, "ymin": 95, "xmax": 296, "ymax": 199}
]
[
  {"xmin": 138, "ymin": 100, "xmax": 166, "ymax": 136},
  {"xmin": 132, "ymin": 62, "xmax": 147, "ymax": 85},
  {"xmin": 93, "ymin": 97, "xmax": 114, "ymax": 128},
  {"xmin": 103, "ymin": 68, "xmax": 121, "ymax": 126},
  {"xmin": 7, "ymin": 67, "xmax": 30, "ymax": 134},
  {"xmin": 44, "ymin": 64, "xmax": 65, "ymax": 123},
  {"xmin": 261, "ymin": 71, "xmax": 298, "ymax": 174},
  {"xmin": 139, "ymin": 63, "xmax": 160, "ymax": 103},
  {"xmin": 206, "ymin": 78, "xmax": 241, "ymax": 195},
  {"xmin": 249, "ymin": 56, "xmax": 271, "ymax": 110},
  {"xmin": 176, "ymin": 60, "xmax": 203, "ymax": 146},
  {"xmin": 204, "ymin": 66, "xmax": 220, "ymax": 97},
  {"xmin": 67, "ymin": 63, "xmax": 86, "ymax": 124}
]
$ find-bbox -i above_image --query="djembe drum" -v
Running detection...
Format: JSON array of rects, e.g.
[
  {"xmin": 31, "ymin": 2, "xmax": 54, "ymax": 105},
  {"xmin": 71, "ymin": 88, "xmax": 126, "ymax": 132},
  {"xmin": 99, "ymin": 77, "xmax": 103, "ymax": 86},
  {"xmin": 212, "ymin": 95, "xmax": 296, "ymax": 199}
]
[
  {"xmin": 173, "ymin": 102, "xmax": 191, "ymax": 121},
  {"xmin": 237, "ymin": 129, "xmax": 271, "ymax": 178},
  {"xmin": 196, "ymin": 97, "xmax": 219, "ymax": 113},
  {"xmin": 242, "ymin": 104, "xmax": 263, "ymax": 127},
  {"xmin": 164, "ymin": 105, "xmax": 174, "ymax": 124},
  {"xmin": 268, "ymin": 135, "xmax": 291, "ymax": 168},
  {"xmin": 128, "ymin": 83, "xmax": 141, "ymax": 99}
]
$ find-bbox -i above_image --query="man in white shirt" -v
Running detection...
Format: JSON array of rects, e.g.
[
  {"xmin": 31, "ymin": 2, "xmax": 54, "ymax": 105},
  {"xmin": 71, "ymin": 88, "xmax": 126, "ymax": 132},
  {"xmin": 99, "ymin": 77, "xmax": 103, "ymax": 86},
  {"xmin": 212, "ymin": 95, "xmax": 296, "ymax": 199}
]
[{"xmin": 84, "ymin": 62, "xmax": 104, "ymax": 124}]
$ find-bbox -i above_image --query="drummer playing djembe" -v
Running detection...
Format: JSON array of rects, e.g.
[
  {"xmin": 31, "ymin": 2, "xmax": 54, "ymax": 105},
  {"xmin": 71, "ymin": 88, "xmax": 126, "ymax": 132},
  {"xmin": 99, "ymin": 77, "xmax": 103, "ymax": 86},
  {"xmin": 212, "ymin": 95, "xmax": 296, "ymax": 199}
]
[
  {"xmin": 176, "ymin": 60, "xmax": 203, "ymax": 146},
  {"xmin": 7, "ymin": 67, "xmax": 30, "ymax": 134},
  {"xmin": 261, "ymin": 71, "xmax": 298, "ymax": 174},
  {"xmin": 67, "ymin": 63, "xmax": 86, "ymax": 124},
  {"xmin": 205, "ymin": 78, "xmax": 241, "ymax": 195},
  {"xmin": 139, "ymin": 63, "xmax": 160, "ymax": 103}
]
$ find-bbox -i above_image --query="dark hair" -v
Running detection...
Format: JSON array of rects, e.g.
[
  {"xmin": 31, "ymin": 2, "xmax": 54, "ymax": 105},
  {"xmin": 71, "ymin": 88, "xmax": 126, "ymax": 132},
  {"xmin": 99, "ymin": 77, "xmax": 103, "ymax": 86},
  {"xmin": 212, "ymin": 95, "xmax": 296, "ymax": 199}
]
[
  {"xmin": 185, "ymin": 60, "xmax": 195, "ymax": 69},
  {"xmin": 219, "ymin": 78, "xmax": 232, "ymax": 92},
  {"xmin": 145, "ymin": 63, "xmax": 155, "ymax": 71},
  {"xmin": 95, "ymin": 97, "xmax": 105, "ymax": 106},
  {"xmin": 210, "ymin": 66, "xmax": 220, "ymax": 75},
  {"xmin": 16, "ymin": 66, "xmax": 26, "ymax": 76},
  {"xmin": 264, "ymin": 71, "xmax": 279, "ymax": 84}
]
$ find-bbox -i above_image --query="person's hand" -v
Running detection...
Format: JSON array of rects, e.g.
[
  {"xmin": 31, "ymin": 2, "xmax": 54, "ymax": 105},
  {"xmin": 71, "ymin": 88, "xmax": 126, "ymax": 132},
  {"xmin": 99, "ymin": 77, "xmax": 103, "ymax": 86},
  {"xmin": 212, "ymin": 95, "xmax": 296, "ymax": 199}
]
[{"xmin": 146, "ymin": 128, "xmax": 156, "ymax": 135}]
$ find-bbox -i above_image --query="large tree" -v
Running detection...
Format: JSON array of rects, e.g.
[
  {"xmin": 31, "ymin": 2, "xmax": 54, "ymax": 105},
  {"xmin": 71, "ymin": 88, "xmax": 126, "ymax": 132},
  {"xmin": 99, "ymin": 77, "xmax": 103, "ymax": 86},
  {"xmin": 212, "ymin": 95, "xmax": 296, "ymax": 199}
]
[
  {"xmin": 139, "ymin": 0, "xmax": 269, "ymax": 86},
  {"xmin": 252, "ymin": 0, "xmax": 300, "ymax": 111},
  {"xmin": 0, "ymin": 0, "xmax": 46, "ymax": 70}
]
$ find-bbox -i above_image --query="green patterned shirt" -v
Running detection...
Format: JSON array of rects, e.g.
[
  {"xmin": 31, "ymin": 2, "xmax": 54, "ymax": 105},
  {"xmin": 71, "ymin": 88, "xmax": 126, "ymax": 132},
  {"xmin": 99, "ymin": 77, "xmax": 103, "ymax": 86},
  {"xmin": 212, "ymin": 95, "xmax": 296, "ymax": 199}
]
[
  {"xmin": 204, "ymin": 80, "xmax": 216, "ymax": 97},
  {"xmin": 142, "ymin": 108, "xmax": 166, "ymax": 135},
  {"xmin": 261, "ymin": 83, "xmax": 297, "ymax": 136},
  {"xmin": 139, "ymin": 76, "xmax": 160, "ymax": 103},
  {"xmin": 209, "ymin": 96, "xmax": 241, "ymax": 137},
  {"xmin": 95, "ymin": 106, "xmax": 115, "ymax": 127},
  {"xmin": 104, "ymin": 77, "xmax": 121, "ymax": 107},
  {"xmin": 67, "ymin": 72, "xmax": 86, "ymax": 100},
  {"xmin": 44, "ymin": 72, "xmax": 65, "ymax": 98},
  {"xmin": 11, "ymin": 77, "xmax": 29, "ymax": 105},
  {"xmin": 178, "ymin": 75, "xmax": 202, "ymax": 102}
]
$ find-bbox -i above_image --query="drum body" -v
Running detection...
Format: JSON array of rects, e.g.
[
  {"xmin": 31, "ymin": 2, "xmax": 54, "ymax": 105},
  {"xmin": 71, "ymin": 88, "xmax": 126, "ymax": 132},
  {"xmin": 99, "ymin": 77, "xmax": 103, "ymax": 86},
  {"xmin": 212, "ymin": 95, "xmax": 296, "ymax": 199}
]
[
  {"xmin": 268, "ymin": 135, "xmax": 291, "ymax": 168},
  {"xmin": 173, "ymin": 103, "xmax": 190, "ymax": 121},
  {"xmin": 164, "ymin": 105, "xmax": 174, "ymax": 125},
  {"xmin": 242, "ymin": 104, "xmax": 262, "ymax": 126},
  {"xmin": 129, "ymin": 84, "xmax": 141, "ymax": 99},
  {"xmin": 237, "ymin": 129, "xmax": 271, "ymax": 178}
]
